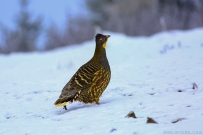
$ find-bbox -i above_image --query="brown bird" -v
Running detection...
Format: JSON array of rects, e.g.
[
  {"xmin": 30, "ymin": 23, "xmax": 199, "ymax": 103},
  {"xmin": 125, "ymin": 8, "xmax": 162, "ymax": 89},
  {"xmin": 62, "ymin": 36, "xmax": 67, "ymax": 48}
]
[{"xmin": 54, "ymin": 34, "xmax": 111, "ymax": 110}]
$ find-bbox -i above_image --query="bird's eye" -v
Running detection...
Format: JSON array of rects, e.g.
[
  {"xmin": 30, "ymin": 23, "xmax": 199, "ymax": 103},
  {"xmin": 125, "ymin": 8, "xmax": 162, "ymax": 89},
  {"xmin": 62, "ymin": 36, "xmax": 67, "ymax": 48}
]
[{"xmin": 99, "ymin": 37, "xmax": 103, "ymax": 41}]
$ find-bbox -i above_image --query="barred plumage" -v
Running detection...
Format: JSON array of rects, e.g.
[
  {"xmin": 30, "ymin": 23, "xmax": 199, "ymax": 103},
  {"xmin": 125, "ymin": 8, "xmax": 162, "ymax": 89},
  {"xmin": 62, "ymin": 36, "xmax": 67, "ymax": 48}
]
[{"xmin": 54, "ymin": 34, "xmax": 111, "ymax": 110}]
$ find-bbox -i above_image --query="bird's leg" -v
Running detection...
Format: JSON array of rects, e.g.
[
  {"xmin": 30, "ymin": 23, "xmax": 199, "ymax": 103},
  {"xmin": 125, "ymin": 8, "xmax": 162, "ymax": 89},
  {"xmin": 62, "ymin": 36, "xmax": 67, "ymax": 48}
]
[
  {"xmin": 96, "ymin": 101, "xmax": 100, "ymax": 105},
  {"xmin": 63, "ymin": 105, "xmax": 67, "ymax": 110}
]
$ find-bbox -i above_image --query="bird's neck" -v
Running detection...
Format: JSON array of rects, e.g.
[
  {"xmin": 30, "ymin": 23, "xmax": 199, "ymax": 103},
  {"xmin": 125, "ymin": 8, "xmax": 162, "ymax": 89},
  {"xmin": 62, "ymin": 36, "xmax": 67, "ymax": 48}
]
[{"xmin": 92, "ymin": 44, "xmax": 107, "ymax": 61}]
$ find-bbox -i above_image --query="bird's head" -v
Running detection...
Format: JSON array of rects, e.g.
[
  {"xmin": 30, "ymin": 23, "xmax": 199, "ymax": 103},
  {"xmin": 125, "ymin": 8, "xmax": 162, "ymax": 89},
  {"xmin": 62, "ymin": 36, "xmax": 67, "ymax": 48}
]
[{"xmin": 95, "ymin": 33, "xmax": 110, "ymax": 48}]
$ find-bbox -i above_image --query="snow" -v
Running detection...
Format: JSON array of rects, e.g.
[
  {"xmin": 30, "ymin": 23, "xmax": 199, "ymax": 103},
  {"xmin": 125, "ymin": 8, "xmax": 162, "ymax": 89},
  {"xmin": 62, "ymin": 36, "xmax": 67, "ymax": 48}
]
[{"xmin": 0, "ymin": 28, "xmax": 203, "ymax": 135}]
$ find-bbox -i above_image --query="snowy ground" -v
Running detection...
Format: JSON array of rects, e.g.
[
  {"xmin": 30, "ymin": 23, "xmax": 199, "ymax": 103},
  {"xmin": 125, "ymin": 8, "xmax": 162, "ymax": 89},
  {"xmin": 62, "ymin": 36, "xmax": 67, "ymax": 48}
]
[{"xmin": 0, "ymin": 28, "xmax": 203, "ymax": 135}]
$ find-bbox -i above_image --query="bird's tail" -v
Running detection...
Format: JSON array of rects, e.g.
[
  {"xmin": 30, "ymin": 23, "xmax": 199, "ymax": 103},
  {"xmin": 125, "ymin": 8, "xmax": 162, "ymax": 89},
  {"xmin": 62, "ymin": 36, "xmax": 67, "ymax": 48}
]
[
  {"xmin": 54, "ymin": 90, "xmax": 81, "ymax": 108},
  {"xmin": 54, "ymin": 98, "xmax": 68, "ymax": 107},
  {"xmin": 54, "ymin": 97, "xmax": 69, "ymax": 108}
]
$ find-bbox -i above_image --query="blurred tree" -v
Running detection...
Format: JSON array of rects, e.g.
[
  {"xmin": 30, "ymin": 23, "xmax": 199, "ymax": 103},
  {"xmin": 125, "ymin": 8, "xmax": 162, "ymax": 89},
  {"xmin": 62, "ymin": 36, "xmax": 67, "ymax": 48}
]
[
  {"xmin": 86, "ymin": 0, "xmax": 112, "ymax": 26},
  {"xmin": 0, "ymin": 0, "xmax": 42, "ymax": 53},
  {"xmin": 45, "ymin": 15, "xmax": 94, "ymax": 50},
  {"xmin": 159, "ymin": 0, "xmax": 203, "ymax": 30},
  {"xmin": 86, "ymin": 0, "xmax": 203, "ymax": 36},
  {"xmin": 86, "ymin": 0, "xmax": 160, "ymax": 36}
]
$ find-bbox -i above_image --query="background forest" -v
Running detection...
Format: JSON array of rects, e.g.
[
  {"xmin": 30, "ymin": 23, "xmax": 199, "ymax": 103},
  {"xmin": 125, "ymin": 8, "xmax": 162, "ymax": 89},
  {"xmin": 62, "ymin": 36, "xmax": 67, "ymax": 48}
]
[{"xmin": 0, "ymin": 0, "xmax": 203, "ymax": 53}]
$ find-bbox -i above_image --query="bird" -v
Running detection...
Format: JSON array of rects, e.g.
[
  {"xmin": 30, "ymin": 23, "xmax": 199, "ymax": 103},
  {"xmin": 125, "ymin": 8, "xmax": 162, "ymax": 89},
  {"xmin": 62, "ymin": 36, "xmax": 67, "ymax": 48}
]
[{"xmin": 54, "ymin": 33, "xmax": 111, "ymax": 110}]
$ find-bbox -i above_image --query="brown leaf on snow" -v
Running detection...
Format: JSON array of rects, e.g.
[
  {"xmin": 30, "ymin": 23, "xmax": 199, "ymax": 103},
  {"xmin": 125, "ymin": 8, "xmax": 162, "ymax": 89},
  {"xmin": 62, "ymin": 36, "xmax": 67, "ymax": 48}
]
[
  {"xmin": 192, "ymin": 83, "xmax": 198, "ymax": 90},
  {"xmin": 172, "ymin": 118, "xmax": 186, "ymax": 123},
  {"xmin": 147, "ymin": 117, "xmax": 158, "ymax": 124},
  {"xmin": 125, "ymin": 111, "xmax": 137, "ymax": 118}
]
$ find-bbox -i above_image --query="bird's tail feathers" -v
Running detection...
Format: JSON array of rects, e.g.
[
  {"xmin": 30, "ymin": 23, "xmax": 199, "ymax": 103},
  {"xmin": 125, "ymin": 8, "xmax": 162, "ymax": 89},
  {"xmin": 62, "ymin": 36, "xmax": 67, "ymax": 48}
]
[
  {"xmin": 54, "ymin": 101, "xmax": 68, "ymax": 108},
  {"xmin": 54, "ymin": 90, "xmax": 81, "ymax": 108},
  {"xmin": 54, "ymin": 97, "xmax": 69, "ymax": 108}
]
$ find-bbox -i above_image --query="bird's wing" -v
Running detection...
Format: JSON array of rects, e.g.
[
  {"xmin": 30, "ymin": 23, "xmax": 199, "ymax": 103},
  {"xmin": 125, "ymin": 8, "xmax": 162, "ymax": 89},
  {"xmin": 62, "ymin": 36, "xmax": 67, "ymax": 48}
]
[
  {"xmin": 55, "ymin": 64, "xmax": 101, "ymax": 106},
  {"xmin": 62, "ymin": 63, "xmax": 101, "ymax": 93}
]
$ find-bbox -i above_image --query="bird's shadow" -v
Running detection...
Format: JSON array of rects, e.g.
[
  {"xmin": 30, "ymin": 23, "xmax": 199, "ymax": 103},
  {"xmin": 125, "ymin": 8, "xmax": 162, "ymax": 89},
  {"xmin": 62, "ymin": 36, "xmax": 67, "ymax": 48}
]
[{"xmin": 54, "ymin": 100, "xmax": 110, "ymax": 115}]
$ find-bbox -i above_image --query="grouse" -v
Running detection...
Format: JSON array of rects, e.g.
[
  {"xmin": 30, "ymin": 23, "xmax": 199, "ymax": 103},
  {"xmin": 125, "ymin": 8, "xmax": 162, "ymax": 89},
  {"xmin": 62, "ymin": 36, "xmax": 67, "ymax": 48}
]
[{"xmin": 54, "ymin": 34, "xmax": 111, "ymax": 110}]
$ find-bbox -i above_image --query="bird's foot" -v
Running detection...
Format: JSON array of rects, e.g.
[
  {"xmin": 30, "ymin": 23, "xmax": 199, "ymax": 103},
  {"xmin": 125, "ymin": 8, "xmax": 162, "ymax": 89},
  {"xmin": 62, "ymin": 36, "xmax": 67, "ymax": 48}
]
[
  {"xmin": 96, "ymin": 101, "xmax": 100, "ymax": 105},
  {"xmin": 63, "ymin": 105, "xmax": 67, "ymax": 110}
]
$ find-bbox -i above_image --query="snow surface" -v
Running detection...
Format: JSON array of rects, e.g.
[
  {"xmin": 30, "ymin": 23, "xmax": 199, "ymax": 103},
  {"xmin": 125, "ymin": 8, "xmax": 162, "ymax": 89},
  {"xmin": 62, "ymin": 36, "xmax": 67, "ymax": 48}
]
[{"xmin": 0, "ymin": 28, "xmax": 203, "ymax": 135}]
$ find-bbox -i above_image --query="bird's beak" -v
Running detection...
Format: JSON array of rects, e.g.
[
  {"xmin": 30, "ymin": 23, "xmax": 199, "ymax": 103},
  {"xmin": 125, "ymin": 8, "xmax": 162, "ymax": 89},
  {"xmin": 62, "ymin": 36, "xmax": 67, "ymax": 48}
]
[{"xmin": 106, "ymin": 35, "xmax": 110, "ymax": 38}]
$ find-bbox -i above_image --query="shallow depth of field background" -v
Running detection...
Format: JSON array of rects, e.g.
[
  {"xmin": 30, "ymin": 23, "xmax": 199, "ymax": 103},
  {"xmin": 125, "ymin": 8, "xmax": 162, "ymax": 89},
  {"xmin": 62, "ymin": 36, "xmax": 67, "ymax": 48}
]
[{"xmin": 0, "ymin": 0, "xmax": 203, "ymax": 53}]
